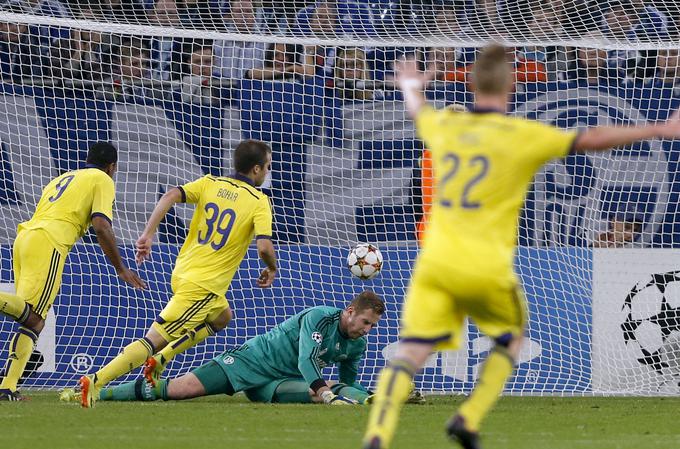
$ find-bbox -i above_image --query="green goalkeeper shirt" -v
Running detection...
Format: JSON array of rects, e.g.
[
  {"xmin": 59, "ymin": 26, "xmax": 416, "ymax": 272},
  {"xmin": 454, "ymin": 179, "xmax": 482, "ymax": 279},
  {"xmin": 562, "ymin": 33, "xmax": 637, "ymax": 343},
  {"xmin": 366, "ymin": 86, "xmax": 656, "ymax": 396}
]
[{"xmin": 223, "ymin": 306, "xmax": 367, "ymax": 392}]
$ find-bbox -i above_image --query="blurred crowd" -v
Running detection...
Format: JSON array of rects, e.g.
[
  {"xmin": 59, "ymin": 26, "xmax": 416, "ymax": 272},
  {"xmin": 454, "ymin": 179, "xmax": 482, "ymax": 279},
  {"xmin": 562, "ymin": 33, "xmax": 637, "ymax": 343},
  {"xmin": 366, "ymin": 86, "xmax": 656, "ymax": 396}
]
[{"xmin": 1, "ymin": 0, "xmax": 680, "ymax": 103}]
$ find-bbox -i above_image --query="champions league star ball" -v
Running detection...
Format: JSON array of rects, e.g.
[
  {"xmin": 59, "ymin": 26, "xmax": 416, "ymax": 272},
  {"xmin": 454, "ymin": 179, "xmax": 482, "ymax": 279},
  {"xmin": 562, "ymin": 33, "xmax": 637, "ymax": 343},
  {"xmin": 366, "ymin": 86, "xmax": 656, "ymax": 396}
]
[
  {"xmin": 621, "ymin": 271, "xmax": 680, "ymax": 379},
  {"xmin": 347, "ymin": 243, "xmax": 383, "ymax": 280}
]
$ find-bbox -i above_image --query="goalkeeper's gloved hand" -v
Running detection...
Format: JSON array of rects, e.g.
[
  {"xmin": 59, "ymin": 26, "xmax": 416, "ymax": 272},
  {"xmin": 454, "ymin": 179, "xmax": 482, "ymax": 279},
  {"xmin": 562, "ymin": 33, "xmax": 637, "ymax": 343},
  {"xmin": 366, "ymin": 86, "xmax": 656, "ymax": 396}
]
[{"xmin": 320, "ymin": 390, "xmax": 358, "ymax": 405}]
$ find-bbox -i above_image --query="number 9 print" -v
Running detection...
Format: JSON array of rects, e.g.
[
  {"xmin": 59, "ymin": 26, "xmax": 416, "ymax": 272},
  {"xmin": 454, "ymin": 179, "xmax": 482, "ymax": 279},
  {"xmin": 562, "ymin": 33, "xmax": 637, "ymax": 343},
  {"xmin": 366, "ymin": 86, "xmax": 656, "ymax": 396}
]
[{"xmin": 48, "ymin": 175, "xmax": 75, "ymax": 202}]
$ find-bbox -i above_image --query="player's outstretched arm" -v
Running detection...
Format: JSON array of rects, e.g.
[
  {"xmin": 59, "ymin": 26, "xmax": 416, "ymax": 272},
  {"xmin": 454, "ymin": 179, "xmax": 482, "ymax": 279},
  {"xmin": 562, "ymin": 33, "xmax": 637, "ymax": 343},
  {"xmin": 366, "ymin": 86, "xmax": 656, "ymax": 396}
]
[
  {"xmin": 92, "ymin": 216, "xmax": 146, "ymax": 290},
  {"xmin": 574, "ymin": 110, "xmax": 680, "ymax": 152},
  {"xmin": 135, "ymin": 187, "xmax": 183, "ymax": 265},
  {"xmin": 256, "ymin": 237, "xmax": 277, "ymax": 288},
  {"xmin": 394, "ymin": 57, "xmax": 432, "ymax": 119}
]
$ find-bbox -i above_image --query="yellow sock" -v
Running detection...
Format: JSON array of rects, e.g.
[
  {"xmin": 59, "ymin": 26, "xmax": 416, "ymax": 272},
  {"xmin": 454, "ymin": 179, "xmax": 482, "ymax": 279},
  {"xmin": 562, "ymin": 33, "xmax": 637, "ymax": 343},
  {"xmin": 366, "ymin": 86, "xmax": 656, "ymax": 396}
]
[
  {"xmin": 0, "ymin": 292, "xmax": 31, "ymax": 323},
  {"xmin": 0, "ymin": 327, "xmax": 38, "ymax": 391},
  {"xmin": 94, "ymin": 337, "xmax": 155, "ymax": 388},
  {"xmin": 363, "ymin": 359, "xmax": 416, "ymax": 449},
  {"xmin": 156, "ymin": 323, "xmax": 216, "ymax": 369},
  {"xmin": 458, "ymin": 346, "xmax": 514, "ymax": 431}
]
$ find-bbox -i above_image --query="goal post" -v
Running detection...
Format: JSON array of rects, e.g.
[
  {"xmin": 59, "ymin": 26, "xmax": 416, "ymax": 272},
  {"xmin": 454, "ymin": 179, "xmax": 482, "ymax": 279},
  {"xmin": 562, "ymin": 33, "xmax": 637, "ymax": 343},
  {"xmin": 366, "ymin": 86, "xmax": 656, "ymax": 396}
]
[{"xmin": 0, "ymin": 2, "xmax": 679, "ymax": 396}]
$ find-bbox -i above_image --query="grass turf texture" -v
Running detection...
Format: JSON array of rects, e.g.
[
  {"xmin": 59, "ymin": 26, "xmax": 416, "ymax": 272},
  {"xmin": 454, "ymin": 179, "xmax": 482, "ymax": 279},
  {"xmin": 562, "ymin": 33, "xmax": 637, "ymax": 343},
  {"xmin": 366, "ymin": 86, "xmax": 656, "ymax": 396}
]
[{"xmin": 1, "ymin": 393, "xmax": 679, "ymax": 449}]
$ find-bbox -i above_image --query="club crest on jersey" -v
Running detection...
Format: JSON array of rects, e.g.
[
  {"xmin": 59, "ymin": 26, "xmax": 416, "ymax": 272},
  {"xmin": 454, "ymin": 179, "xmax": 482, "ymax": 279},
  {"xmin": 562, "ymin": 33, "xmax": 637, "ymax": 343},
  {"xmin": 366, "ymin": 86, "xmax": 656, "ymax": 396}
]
[
  {"xmin": 311, "ymin": 332, "xmax": 323, "ymax": 344},
  {"xmin": 223, "ymin": 355, "xmax": 235, "ymax": 365},
  {"xmin": 335, "ymin": 343, "xmax": 340, "ymax": 350}
]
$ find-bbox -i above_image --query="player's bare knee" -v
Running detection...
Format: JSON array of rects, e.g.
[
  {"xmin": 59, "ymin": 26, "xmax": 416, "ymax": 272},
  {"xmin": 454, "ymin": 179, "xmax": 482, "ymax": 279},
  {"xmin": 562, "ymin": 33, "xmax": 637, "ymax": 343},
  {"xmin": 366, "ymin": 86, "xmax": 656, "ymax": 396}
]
[
  {"xmin": 395, "ymin": 341, "xmax": 433, "ymax": 368},
  {"xmin": 25, "ymin": 314, "xmax": 45, "ymax": 334},
  {"xmin": 209, "ymin": 308, "xmax": 232, "ymax": 332},
  {"xmin": 145, "ymin": 328, "xmax": 170, "ymax": 352},
  {"xmin": 495, "ymin": 333, "xmax": 522, "ymax": 361}
]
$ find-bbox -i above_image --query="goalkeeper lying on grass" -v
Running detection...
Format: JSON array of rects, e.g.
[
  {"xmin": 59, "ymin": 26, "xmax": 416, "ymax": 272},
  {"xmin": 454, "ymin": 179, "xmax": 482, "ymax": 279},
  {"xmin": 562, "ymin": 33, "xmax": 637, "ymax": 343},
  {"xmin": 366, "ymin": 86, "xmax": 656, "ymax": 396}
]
[{"xmin": 64, "ymin": 291, "xmax": 423, "ymax": 405}]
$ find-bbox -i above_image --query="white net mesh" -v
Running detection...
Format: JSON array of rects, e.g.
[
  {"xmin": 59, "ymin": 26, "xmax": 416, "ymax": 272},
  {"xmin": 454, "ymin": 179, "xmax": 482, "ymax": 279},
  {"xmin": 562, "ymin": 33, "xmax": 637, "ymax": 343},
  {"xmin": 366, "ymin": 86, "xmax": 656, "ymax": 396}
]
[{"xmin": 1, "ymin": 1, "xmax": 680, "ymax": 396}]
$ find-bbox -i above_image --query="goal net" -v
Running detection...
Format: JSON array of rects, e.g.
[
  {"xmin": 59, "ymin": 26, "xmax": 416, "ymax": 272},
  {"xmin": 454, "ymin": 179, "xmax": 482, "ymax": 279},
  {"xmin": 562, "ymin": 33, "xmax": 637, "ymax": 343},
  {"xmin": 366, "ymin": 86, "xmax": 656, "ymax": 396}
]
[{"xmin": 0, "ymin": 0, "xmax": 679, "ymax": 396}]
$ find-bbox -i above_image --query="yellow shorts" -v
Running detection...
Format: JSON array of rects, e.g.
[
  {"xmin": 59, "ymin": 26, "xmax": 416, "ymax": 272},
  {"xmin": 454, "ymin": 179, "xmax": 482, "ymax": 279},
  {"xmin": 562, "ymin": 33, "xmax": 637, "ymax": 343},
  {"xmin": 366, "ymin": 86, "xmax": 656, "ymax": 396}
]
[
  {"xmin": 401, "ymin": 258, "xmax": 526, "ymax": 351},
  {"xmin": 152, "ymin": 276, "xmax": 229, "ymax": 341},
  {"xmin": 14, "ymin": 229, "xmax": 67, "ymax": 319}
]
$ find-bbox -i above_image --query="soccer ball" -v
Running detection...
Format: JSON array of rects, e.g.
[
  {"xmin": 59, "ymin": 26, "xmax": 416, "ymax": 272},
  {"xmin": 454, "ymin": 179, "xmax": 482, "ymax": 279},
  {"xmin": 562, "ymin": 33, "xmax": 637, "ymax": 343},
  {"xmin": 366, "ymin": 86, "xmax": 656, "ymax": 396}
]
[
  {"xmin": 621, "ymin": 271, "xmax": 680, "ymax": 377},
  {"xmin": 347, "ymin": 243, "xmax": 383, "ymax": 280}
]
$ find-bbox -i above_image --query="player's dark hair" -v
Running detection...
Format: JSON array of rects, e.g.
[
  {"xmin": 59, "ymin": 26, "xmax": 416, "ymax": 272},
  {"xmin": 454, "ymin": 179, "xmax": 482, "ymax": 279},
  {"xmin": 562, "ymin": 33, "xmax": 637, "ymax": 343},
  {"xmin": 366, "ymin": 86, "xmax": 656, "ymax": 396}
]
[
  {"xmin": 471, "ymin": 43, "xmax": 512, "ymax": 95},
  {"xmin": 234, "ymin": 139, "xmax": 272, "ymax": 174},
  {"xmin": 350, "ymin": 291, "xmax": 385, "ymax": 315},
  {"xmin": 86, "ymin": 142, "xmax": 118, "ymax": 168}
]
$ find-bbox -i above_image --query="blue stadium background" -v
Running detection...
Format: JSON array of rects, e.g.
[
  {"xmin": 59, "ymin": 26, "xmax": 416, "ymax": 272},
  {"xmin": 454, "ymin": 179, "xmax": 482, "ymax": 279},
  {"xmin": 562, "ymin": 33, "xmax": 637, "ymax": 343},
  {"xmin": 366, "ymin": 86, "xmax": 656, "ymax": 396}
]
[{"xmin": 0, "ymin": 77, "xmax": 676, "ymax": 392}]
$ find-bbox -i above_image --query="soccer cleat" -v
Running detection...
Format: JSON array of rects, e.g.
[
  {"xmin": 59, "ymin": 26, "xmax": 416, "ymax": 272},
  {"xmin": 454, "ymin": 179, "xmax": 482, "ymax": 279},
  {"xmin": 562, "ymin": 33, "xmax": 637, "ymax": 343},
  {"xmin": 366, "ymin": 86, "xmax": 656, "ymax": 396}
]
[
  {"xmin": 406, "ymin": 389, "xmax": 426, "ymax": 404},
  {"xmin": 142, "ymin": 356, "xmax": 163, "ymax": 387},
  {"xmin": 58, "ymin": 387, "xmax": 80, "ymax": 403},
  {"xmin": 447, "ymin": 415, "xmax": 481, "ymax": 449},
  {"xmin": 328, "ymin": 394, "xmax": 358, "ymax": 405},
  {"xmin": 79, "ymin": 375, "xmax": 97, "ymax": 408},
  {"xmin": 362, "ymin": 436, "xmax": 383, "ymax": 449},
  {"xmin": 0, "ymin": 388, "xmax": 27, "ymax": 401}
]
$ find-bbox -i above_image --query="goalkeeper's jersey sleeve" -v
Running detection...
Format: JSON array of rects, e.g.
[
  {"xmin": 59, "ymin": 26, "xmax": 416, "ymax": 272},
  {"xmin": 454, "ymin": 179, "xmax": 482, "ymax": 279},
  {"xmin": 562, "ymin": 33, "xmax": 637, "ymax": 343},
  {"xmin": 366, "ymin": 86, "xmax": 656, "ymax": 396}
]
[{"xmin": 227, "ymin": 306, "xmax": 368, "ymax": 391}]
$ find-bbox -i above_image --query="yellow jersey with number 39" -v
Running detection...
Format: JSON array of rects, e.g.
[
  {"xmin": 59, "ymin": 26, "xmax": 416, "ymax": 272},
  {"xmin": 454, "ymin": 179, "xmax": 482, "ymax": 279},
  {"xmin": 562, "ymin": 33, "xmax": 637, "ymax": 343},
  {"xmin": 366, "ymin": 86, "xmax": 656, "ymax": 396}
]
[
  {"xmin": 415, "ymin": 106, "xmax": 578, "ymax": 284},
  {"xmin": 18, "ymin": 167, "xmax": 115, "ymax": 253},
  {"xmin": 173, "ymin": 173, "xmax": 273, "ymax": 296}
]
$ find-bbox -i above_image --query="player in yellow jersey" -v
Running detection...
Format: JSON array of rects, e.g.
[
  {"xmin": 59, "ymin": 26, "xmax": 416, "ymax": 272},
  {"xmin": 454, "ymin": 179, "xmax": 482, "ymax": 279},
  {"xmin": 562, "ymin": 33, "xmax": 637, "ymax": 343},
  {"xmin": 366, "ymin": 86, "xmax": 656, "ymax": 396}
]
[
  {"xmin": 362, "ymin": 44, "xmax": 680, "ymax": 449},
  {"xmin": 0, "ymin": 142, "xmax": 146, "ymax": 401},
  {"xmin": 78, "ymin": 139, "xmax": 277, "ymax": 408}
]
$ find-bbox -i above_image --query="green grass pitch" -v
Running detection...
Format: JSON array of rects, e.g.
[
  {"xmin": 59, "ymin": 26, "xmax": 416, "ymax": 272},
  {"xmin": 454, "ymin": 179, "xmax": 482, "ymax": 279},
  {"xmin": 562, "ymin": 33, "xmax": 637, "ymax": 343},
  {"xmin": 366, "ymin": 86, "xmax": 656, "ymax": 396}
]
[{"xmin": 1, "ymin": 393, "xmax": 679, "ymax": 449}]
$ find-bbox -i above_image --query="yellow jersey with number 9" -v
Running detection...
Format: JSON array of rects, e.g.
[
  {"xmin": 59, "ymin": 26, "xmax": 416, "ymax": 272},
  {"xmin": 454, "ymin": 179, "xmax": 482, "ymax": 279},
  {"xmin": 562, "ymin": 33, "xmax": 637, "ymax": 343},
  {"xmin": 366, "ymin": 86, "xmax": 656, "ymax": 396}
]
[
  {"xmin": 18, "ymin": 167, "xmax": 115, "ymax": 253},
  {"xmin": 173, "ymin": 173, "xmax": 273, "ymax": 295},
  {"xmin": 415, "ymin": 106, "xmax": 578, "ymax": 284}
]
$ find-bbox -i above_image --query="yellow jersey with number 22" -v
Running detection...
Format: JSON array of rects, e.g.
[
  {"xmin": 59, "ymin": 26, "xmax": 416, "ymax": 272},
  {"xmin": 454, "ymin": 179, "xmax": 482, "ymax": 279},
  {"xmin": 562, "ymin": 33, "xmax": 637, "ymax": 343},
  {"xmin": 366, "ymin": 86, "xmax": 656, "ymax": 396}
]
[{"xmin": 415, "ymin": 106, "xmax": 578, "ymax": 285}]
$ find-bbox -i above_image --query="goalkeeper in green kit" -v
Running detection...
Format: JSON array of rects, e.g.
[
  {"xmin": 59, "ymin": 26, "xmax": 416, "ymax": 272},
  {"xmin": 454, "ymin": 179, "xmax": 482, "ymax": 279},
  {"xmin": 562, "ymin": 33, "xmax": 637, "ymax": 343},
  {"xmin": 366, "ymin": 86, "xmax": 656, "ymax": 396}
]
[{"xmin": 71, "ymin": 291, "xmax": 422, "ymax": 405}]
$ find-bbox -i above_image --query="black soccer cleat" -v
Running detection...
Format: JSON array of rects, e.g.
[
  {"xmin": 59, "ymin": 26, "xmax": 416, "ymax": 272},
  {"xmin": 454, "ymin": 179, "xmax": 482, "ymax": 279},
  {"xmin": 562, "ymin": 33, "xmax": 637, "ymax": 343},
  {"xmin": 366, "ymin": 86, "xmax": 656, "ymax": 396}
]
[
  {"xmin": 363, "ymin": 436, "xmax": 383, "ymax": 449},
  {"xmin": 0, "ymin": 388, "xmax": 27, "ymax": 401},
  {"xmin": 446, "ymin": 415, "xmax": 481, "ymax": 449}
]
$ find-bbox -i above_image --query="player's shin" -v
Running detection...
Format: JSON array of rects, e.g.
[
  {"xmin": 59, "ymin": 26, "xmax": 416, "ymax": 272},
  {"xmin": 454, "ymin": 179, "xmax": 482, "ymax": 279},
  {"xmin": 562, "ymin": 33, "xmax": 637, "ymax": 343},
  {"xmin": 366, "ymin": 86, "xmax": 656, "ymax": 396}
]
[
  {"xmin": 156, "ymin": 322, "xmax": 218, "ymax": 369},
  {"xmin": 0, "ymin": 327, "xmax": 38, "ymax": 392},
  {"xmin": 363, "ymin": 358, "xmax": 417, "ymax": 449},
  {"xmin": 94, "ymin": 337, "xmax": 156, "ymax": 387},
  {"xmin": 457, "ymin": 344, "xmax": 515, "ymax": 432},
  {"xmin": 99, "ymin": 378, "xmax": 161, "ymax": 401}
]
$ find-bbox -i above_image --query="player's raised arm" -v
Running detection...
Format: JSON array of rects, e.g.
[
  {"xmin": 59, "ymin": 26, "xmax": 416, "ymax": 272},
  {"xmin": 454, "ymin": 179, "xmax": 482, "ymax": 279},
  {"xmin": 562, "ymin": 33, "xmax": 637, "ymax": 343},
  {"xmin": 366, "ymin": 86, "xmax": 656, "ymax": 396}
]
[
  {"xmin": 92, "ymin": 216, "xmax": 146, "ymax": 290},
  {"xmin": 574, "ymin": 110, "xmax": 680, "ymax": 152},
  {"xmin": 135, "ymin": 187, "xmax": 183, "ymax": 265},
  {"xmin": 394, "ymin": 57, "xmax": 431, "ymax": 119}
]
